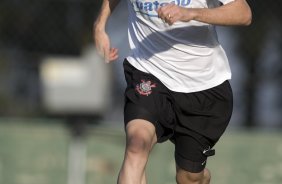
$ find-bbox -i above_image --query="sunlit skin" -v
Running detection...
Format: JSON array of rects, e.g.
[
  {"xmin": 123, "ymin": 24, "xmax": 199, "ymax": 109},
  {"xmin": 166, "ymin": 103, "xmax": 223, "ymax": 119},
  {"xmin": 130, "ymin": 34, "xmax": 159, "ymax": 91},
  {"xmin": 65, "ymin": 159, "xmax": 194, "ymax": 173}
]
[
  {"xmin": 157, "ymin": 0, "xmax": 252, "ymax": 26},
  {"xmin": 94, "ymin": 27, "xmax": 119, "ymax": 63}
]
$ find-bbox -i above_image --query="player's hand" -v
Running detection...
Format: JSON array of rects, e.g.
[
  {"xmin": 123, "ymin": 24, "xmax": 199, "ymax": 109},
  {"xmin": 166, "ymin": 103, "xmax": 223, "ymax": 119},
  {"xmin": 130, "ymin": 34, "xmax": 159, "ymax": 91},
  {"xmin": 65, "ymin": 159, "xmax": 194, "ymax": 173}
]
[
  {"xmin": 157, "ymin": 4, "xmax": 195, "ymax": 25},
  {"xmin": 93, "ymin": 28, "xmax": 119, "ymax": 63}
]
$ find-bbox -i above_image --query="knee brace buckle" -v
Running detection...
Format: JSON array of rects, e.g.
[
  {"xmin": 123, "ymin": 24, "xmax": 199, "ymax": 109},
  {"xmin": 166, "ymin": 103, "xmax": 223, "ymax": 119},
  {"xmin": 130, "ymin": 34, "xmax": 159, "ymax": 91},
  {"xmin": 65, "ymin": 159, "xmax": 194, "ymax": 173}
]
[{"xmin": 203, "ymin": 147, "xmax": 215, "ymax": 157}]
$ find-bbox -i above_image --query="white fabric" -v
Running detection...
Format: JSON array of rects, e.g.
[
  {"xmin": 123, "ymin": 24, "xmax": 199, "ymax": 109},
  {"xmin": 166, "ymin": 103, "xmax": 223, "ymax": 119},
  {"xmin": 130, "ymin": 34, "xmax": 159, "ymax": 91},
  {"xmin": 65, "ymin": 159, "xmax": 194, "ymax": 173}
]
[
  {"xmin": 219, "ymin": 0, "xmax": 235, "ymax": 5},
  {"xmin": 126, "ymin": 0, "xmax": 232, "ymax": 93}
]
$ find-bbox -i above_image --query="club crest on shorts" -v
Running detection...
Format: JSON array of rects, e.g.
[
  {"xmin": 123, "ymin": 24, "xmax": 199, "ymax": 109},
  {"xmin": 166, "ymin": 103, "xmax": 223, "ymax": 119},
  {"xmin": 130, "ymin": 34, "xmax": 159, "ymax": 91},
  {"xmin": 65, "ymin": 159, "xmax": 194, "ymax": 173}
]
[{"xmin": 136, "ymin": 79, "xmax": 156, "ymax": 96}]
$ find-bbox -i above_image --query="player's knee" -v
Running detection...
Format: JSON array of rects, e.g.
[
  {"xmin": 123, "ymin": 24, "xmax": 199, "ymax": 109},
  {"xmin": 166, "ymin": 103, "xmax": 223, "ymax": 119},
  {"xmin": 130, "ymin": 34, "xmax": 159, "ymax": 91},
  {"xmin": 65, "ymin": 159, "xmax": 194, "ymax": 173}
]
[
  {"xmin": 126, "ymin": 133, "xmax": 152, "ymax": 155},
  {"xmin": 176, "ymin": 169, "xmax": 203, "ymax": 184}
]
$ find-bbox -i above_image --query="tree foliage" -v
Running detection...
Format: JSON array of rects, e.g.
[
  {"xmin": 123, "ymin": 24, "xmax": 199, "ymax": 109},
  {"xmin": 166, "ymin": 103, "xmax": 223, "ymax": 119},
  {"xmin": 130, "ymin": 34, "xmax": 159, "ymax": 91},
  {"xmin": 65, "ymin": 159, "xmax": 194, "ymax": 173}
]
[
  {"xmin": 235, "ymin": 0, "xmax": 282, "ymax": 127},
  {"xmin": 0, "ymin": 0, "xmax": 102, "ymax": 55}
]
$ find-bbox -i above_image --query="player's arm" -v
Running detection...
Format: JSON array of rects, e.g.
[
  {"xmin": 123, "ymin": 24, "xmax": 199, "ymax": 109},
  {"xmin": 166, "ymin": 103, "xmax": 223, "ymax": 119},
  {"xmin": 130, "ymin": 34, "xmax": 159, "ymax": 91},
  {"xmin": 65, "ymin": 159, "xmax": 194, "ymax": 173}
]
[
  {"xmin": 93, "ymin": 0, "xmax": 121, "ymax": 63},
  {"xmin": 158, "ymin": 0, "xmax": 252, "ymax": 26}
]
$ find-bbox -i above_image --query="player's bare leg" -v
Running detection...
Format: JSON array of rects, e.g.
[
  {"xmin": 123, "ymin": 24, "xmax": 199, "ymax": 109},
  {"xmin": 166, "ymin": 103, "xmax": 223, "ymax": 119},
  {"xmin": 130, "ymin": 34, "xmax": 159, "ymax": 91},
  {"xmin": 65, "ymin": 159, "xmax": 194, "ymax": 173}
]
[
  {"xmin": 176, "ymin": 166, "xmax": 211, "ymax": 184},
  {"xmin": 118, "ymin": 119, "xmax": 157, "ymax": 184}
]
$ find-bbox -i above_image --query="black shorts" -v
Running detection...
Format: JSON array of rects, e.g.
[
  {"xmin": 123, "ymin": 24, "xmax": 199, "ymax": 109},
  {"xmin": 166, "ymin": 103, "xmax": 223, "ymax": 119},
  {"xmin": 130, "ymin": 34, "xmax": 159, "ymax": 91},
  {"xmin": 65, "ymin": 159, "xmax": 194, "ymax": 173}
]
[{"xmin": 123, "ymin": 59, "xmax": 233, "ymax": 173}]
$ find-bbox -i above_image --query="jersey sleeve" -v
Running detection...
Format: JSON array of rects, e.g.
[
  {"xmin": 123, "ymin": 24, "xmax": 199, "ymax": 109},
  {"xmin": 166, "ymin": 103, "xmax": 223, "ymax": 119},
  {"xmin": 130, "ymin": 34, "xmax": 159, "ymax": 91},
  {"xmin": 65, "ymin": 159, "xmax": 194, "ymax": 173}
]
[{"xmin": 218, "ymin": 0, "xmax": 235, "ymax": 4}]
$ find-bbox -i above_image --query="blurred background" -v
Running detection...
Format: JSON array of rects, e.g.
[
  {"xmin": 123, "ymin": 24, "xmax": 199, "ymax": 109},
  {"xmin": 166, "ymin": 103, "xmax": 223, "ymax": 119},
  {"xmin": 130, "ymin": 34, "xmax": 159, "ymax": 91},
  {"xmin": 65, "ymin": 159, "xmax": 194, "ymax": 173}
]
[{"xmin": 0, "ymin": 0, "xmax": 282, "ymax": 184}]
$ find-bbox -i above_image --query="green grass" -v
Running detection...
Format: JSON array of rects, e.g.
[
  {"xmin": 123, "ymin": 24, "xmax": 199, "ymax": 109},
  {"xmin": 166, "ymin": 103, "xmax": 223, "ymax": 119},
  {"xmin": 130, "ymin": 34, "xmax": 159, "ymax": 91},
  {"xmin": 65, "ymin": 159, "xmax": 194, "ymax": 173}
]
[{"xmin": 0, "ymin": 119, "xmax": 282, "ymax": 184}]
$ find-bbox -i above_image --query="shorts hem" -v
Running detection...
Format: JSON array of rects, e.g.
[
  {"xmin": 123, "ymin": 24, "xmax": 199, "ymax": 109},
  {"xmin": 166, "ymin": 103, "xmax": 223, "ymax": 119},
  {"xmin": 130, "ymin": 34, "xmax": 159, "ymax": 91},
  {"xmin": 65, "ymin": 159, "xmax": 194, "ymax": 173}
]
[
  {"xmin": 124, "ymin": 101, "xmax": 167, "ymax": 142},
  {"xmin": 175, "ymin": 152, "xmax": 206, "ymax": 173}
]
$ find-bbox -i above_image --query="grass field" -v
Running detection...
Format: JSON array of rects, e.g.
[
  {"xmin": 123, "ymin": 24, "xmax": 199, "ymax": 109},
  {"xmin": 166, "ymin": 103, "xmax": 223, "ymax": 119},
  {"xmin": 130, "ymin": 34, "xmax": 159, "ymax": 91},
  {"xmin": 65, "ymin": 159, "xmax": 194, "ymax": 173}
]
[{"xmin": 0, "ymin": 118, "xmax": 282, "ymax": 184}]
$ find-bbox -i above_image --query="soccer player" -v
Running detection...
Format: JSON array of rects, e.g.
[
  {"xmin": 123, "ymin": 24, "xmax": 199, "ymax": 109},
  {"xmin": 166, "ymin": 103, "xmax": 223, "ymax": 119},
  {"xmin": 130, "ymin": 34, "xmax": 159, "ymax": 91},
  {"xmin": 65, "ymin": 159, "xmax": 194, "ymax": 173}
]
[{"xmin": 94, "ymin": 0, "xmax": 252, "ymax": 183}]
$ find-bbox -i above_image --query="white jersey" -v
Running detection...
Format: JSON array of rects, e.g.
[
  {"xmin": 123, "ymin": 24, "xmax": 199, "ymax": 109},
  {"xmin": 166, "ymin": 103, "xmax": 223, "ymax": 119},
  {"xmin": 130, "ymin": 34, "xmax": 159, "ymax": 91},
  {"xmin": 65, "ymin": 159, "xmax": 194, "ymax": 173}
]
[{"xmin": 126, "ymin": 0, "xmax": 234, "ymax": 93}]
